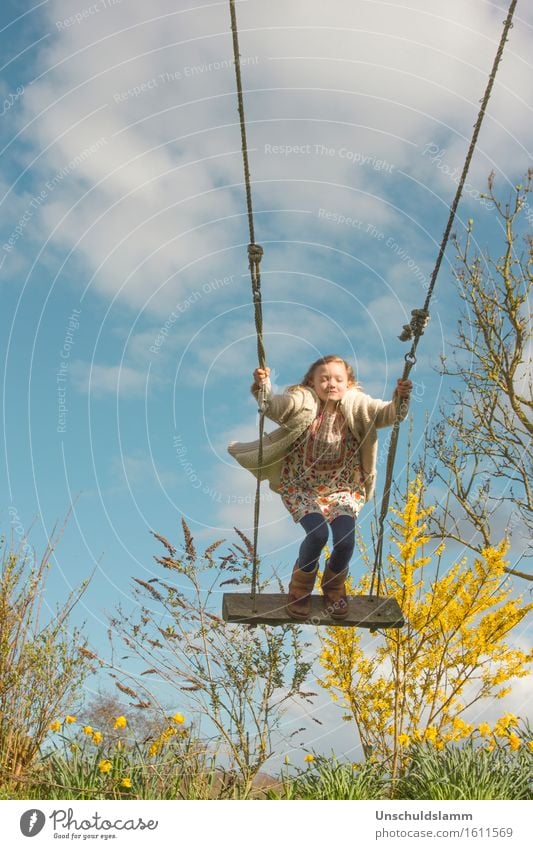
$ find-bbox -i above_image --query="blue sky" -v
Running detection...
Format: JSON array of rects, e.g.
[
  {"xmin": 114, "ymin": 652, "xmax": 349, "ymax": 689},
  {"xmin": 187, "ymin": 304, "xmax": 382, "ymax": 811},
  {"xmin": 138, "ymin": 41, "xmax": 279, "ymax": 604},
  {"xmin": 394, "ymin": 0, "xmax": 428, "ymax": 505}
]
[{"xmin": 1, "ymin": 0, "xmax": 532, "ymax": 761}]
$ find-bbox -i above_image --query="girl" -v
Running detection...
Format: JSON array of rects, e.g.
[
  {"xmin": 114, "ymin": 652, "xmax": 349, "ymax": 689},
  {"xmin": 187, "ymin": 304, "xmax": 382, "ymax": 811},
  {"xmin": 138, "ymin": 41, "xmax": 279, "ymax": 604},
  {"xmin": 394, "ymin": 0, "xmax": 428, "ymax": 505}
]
[{"xmin": 228, "ymin": 355, "xmax": 412, "ymax": 620}]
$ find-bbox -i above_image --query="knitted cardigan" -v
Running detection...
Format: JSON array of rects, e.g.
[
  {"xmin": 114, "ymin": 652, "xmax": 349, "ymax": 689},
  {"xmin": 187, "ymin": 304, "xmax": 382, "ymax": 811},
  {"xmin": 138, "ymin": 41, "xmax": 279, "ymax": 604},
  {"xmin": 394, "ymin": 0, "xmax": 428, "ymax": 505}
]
[{"xmin": 227, "ymin": 381, "xmax": 408, "ymax": 502}]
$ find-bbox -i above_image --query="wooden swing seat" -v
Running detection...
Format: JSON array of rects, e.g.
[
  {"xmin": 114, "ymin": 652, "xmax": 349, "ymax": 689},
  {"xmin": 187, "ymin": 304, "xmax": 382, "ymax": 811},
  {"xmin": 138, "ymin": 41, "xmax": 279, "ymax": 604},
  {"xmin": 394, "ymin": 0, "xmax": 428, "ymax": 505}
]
[{"xmin": 222, "ymin": 592, "xmax": 404, "ymax": 629}]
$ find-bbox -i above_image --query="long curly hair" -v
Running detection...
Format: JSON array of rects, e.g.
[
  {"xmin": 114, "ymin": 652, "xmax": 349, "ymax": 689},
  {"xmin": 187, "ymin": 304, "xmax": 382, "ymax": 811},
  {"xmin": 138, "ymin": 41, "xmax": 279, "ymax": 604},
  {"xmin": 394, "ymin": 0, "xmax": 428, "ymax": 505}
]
[{"xmin": 288, "ymin": 354, "xmax": 359, "ymax": 391}]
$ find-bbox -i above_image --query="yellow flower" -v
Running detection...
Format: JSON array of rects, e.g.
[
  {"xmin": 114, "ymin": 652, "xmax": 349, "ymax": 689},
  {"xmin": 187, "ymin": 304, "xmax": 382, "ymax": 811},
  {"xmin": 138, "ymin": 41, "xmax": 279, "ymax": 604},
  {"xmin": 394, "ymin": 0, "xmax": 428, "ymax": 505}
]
[
  {"xmin": 120, "ymin": 777, "xmax": 132, "ymax": 789},
  {"xmin": 49, "ymin": 720, "xmax": 61, "ymax": 733},
  {"xmin": 172, "ymin": 713, "xmax": 185, "ymax": 725},
  {"xmin": 284, "ymin": 755, "xmax": 290, "ymax": 765},
  {"xmin": 113, "ymin": 716, "xmax": 127, "ymax": 730},
  {"xmin": 148, "ymin": 742, "xmax": 160, "ymax": 757},
  {"xmin": 161, "ymin": 727, "xmax": 176, "ymax": 742},
  {"xmin": 397, "ymin": 734, "xmax": 410, "ymax": 747},
  {"xmin": 478, "ymin": 723, "xmax": 492, "ymax": 737},
  {"xmin": 527, "ymin": 741, "xmax": 533, "ymax": 753},
  {"xmin": 83, "ymin": 726, "xmax": 93, "ymax": 736},
  {"xmin": 304, "ymin": 754, "xmax": 315, "ymax": 763},
  {"xmin": 65, "ymin": 715, "xmax": 77, "ymax": 724},
  {"xmin": 452, "ymin": 717, "xmax": 472, "ymax": 735},
  {"xmin": 424, "ymin": 727, "xmax": 438, "ymax": 744},
  {"xmin": 92, "ymin": 731, "xmax": 103, "ymax": 745},
  {"xmin": 498, "ymin": 713, "xmax": 518, "ymax": 730},
  {"xmin": 98, "ymin": 759, "xmax": 112, "ymax": 774},
  {"xmin": 507, "ymin": 733, "xmax": 521, "ymax": 752}
]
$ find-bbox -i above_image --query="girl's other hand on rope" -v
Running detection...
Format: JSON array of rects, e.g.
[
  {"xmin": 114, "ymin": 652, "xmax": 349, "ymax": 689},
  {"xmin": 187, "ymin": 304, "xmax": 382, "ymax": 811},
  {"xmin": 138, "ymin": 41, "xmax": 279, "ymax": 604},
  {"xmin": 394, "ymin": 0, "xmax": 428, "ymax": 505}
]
[
  {"xmin": 395, "ymin": 379, "xmax": 412, "ymax": 399},
  {"xmin": 253, "ymin": 367, "xmax": 270, "ymax": 387}
]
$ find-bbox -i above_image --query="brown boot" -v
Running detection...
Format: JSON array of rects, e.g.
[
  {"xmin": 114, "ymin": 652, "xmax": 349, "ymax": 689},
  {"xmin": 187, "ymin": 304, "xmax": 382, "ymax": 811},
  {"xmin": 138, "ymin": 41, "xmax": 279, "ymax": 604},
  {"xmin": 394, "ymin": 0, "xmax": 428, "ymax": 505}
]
[
  {"xmin": 286, "ymin": 561, "xmax": 317, "ymax": 619},
  {"xmin": 321, "ymin": 563, "xmax": 349, "ymax": 619}
]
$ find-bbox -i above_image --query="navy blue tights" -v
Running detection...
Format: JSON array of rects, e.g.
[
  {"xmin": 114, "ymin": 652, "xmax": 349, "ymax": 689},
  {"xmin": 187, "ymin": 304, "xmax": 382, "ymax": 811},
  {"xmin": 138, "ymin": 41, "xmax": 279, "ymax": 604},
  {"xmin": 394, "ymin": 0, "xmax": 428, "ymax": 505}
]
[{"xmin": 298, "ymin": 513, "xmax": 355, "ymax": 574}]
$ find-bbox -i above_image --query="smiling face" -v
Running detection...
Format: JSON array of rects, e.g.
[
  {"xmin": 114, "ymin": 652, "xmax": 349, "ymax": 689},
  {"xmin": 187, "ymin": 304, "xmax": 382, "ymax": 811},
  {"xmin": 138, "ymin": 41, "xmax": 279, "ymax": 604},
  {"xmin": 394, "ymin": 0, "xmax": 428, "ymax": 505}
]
[{"xmin": 310, "ymin": 361, "xmax": 352, "ymax": 405}]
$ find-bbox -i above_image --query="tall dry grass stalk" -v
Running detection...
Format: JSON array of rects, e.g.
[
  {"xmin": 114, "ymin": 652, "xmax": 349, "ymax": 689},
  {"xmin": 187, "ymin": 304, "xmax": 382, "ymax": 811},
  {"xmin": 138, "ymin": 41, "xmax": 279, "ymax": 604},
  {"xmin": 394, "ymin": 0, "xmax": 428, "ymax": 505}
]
[
  {"xmin": 0, "ymin": 523, "xmax": 97, "ymax": 789},
  {"xmin": 107, "ymin": 521, "xmax": 315, "ymax": 796}
]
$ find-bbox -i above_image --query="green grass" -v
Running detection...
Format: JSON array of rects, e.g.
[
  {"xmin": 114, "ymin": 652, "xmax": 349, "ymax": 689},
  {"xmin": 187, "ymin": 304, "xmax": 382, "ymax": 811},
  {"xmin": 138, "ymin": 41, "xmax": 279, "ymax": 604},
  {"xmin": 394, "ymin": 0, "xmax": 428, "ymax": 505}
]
[
  {"xmin": 268, "ymin": 755, "xmax": 388, "ymax": 800},
  {"xmin": 394, "ymin": 739, "xmax": 533, "ymax": 800},
  {"xmin": 5, "ymin": 735, "xmax": 532, "ymax": 800},
  {"xmin": 17, "ymin": 729, "xmax": 224, "ymax": 800}
]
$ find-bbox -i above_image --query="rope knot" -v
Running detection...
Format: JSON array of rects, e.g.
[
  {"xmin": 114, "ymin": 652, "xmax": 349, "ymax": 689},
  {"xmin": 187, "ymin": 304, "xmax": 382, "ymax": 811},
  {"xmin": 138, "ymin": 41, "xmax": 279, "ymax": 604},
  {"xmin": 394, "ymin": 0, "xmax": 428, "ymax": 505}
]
[
  {"xmin": 248, "ymin": 243, "xmax": 264, "ymax": 264},
  {"xmin": 399, "ymin": 308, "xmax": 430, "ymax": 342}
]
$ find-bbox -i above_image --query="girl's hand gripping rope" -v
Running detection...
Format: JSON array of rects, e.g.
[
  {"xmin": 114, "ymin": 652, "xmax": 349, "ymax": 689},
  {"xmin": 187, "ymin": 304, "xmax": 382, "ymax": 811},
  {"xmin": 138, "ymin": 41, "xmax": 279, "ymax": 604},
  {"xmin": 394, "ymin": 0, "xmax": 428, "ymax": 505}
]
[
  {"xmin": 253, "ymin": 367, "xmax": 271, "ymax": 389},
  {"xmin": 252, "ymin": 367, "xmax": 271, "ymax": 412},
  {"xmin": 395, "ymin": 379, "xmax": 412, "ymax": 399}
]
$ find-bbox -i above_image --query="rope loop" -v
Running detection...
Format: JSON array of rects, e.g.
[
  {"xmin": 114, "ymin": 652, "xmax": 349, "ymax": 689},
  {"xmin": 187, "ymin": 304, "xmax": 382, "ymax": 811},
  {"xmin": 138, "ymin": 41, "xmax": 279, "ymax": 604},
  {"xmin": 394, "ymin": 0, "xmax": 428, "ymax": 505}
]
[{"xmin": 256, "ymin": 388, "xmax": 268, "ymax": 414}]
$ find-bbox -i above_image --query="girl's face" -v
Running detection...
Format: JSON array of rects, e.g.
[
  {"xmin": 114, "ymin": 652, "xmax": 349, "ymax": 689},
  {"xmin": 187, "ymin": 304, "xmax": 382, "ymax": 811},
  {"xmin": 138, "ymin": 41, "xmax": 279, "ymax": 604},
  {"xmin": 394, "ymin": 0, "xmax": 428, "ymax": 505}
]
[{"xmin": 310, "ymin": 362, "xmax": 351, "ymax": 403}]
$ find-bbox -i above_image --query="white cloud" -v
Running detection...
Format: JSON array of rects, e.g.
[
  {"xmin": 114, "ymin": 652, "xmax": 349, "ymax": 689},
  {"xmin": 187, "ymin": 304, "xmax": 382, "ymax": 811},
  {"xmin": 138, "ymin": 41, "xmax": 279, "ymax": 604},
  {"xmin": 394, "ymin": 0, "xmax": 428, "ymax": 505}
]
[
  {"xmin": 70, "ymin": 359, "xmax": 149, "ymax": 397},
  {"xmin": 5, "ymin": 0, "xmax": 530, "ymax": 317},
  {"xmin": 110, "ymin": 451, "xmax": 177, "ymax": 490}
]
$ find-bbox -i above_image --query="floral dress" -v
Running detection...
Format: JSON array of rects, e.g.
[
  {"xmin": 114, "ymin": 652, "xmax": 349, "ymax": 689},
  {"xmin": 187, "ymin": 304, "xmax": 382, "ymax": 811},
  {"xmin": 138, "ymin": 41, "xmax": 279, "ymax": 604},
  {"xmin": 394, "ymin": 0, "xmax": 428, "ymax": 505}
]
[{"xmin": 279, "ymin": 407, "xmax": 366, "ymax": 523}]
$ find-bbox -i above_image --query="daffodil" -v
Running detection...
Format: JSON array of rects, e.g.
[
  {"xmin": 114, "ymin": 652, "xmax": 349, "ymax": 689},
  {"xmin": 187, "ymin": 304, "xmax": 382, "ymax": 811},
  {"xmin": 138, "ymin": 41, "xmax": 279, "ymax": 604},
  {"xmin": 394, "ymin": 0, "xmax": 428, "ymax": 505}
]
[
  {"xmin": 507, "ymin": 733, "xmax": 521, "ymax": 751},
  {"xmin": 120, "ymin": 777, "xmax": 132, "ymax": 789},
  {"xmin": 424, "ymin": 727, "xmax": 438, "ymax": 744},
  {"xmin": 497, "ymin": 713, "xmax": 518, "ymax": 731},
  {"xmin": 92, "ymin": 731, "xmax": 103, "ymax": 745},
  {"xmin": 98, "ymin": 759, "xmax": 112, "ymax": 774},
  {"xmin": 172, "ymin": 713, "xmax": 185, "ymax": 725},
  {"xmin": 83, "ymin": 726, "xmax": 93, "ymax": 736},
  {"xmin": 65, "ymin": 715, "xmax": 77, "ymax": 724},
  {"xmin": 304, "ymin": 754, "xmax": 315, "ymax": 763},
  {"xmin": 478, "ymin": 723, "xmax": 492, "ymax": 737},
  {"xmin": 49, "ymin": 720, "xmax": 61, "ymax": 733},
  {"xmin": 113, "ymin": 716, "xmax": 127, "ymax": 729},
  {"xmin": 452, "ymin": 717, "xmax": 472, "ymax": 734}
]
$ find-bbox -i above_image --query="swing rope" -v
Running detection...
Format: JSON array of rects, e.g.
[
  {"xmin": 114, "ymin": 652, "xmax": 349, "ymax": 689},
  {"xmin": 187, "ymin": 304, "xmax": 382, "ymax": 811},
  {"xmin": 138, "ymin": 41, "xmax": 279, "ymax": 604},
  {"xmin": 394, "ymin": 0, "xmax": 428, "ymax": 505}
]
[
  {"xmin": 229, "ymin": 0, "xmax": 267, "ymax": 608},
  {"xmin": 370, "ymin": 0, "xmax": 518, "ymax": 597}
]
